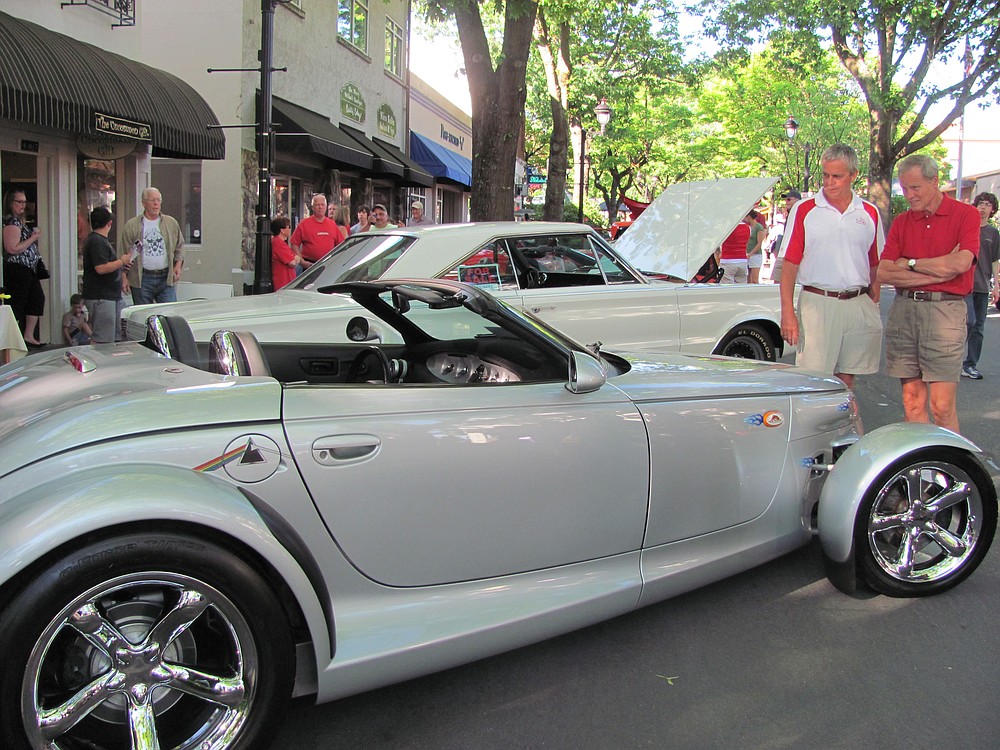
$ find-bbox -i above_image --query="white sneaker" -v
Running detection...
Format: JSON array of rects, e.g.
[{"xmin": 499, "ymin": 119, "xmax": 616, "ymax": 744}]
[{"xmin": 962, "ymin": 365, "xmax": 983, "ymax": 379}]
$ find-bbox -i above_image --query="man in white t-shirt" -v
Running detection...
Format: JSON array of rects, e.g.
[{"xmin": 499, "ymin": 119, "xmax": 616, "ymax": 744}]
[
  {"xmin": 121, "ymin": 187, "xmax": 185, "ymax": 305},
  {"xmin": 779, "ymin": 144, "xmax": 884, "ymax": 388}
]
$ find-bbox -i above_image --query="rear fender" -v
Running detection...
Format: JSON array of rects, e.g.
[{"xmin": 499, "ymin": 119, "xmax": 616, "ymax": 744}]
[
  {"xmin": 817, "ymin": 423, "xmax": 996, "ymax": 579},
  {"xmin": 0, "ymin": 464, "xmax": 331, "ymax": 675}
]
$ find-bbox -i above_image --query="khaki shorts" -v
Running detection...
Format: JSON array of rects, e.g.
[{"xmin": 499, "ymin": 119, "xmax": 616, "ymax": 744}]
[
  {"xmin": 796, "ymin": 291, "xmax": 883, "ymax": 376},
  {"xmin": 884, "ymin": 296, "xmax": 967, "ymax": 382}
]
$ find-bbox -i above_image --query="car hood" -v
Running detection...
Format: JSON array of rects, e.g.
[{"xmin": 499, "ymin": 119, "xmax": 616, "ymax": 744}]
[
  {"xmin": 0, "ymin": 344, "xmax": 280, "ymax": 477},
  {"xmin": 614, "ymin": 177, "xmax": 776, "ymax": 281},
  {"xmin": 606, "ymin": 348, "xmax": 847, "ymax": 400}
]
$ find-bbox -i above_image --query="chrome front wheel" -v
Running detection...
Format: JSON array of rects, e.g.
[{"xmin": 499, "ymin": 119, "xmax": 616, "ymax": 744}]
[
  {"xmin": 855, "ymin": 449, "xmax": 997, "ymax": 597},
  {"xmin": 1, "ymin": 533, "xmax": 293, "ymax": 750}
]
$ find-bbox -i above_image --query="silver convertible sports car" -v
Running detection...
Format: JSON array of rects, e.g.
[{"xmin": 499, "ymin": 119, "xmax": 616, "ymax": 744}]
[
  {"xmin": 2, "ymin": 279, "xmax": 997, "ymax": 750},
  {"xmin": 123, "ymin": 178, "xmax": 784, "ymax": 361}
]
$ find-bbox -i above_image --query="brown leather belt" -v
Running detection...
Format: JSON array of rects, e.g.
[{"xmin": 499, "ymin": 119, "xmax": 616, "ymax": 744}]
[
  {"xmin": 899, "ymin": 289, "xmax": 964, "ymax": 302},
  {"xmin": 801, "ymin": 285, "xmax": 868, "ymax": 300}
]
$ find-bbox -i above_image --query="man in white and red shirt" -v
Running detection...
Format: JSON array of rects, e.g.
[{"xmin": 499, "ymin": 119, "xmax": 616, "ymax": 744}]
[{"xmin": 779, "ymin": 143, "xmax": 884, "ymax": 388}]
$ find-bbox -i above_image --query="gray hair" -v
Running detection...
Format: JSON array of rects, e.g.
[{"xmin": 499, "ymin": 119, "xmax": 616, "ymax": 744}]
[
  {"xmin": 141, "ymin": 187, "xmax": 162, "ymax": 202},
  {"xmin": 821, "ymin": 143, "xmax": 859, "ymax": 174},
  {"xmin": 897, "ymin": 154, "xmax": 939, "ymax": 181}
]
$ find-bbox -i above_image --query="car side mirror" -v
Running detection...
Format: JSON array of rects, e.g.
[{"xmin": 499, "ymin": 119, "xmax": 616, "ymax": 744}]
[{"xmin": 566, "ymin": 351, "xmax": 606, "ymax": 394}]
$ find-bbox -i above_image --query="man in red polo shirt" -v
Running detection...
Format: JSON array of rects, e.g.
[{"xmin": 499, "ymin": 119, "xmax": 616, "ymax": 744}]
[
  {"xmin": 877, "ymin": 154, "xmax": 980, "ymax": 432},
  {"xmin": 291, "ymin": 194, "xmax": 342, "ymax": 269},
  {"xmin": 779, "ymin": 144, "xmax": 883, "ymax": 388}
]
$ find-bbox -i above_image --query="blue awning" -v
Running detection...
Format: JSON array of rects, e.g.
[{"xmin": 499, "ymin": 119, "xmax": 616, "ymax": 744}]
[{"xmin": 410, "ymin": 132, "xmax": 473, "ymax": 187}]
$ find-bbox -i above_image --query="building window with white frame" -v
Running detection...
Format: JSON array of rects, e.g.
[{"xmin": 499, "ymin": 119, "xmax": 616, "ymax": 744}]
[
  {"xmin": 385, "ymin": 18, "xmax": 403, "ymax": 78},
  {"xmin": 338, "ymin": 0, "xmax": 368, "ymax": 55}
]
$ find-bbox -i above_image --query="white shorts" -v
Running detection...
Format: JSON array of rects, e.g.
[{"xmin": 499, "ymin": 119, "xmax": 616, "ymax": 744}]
[
  {"xmin": 796, "ymin": 291, "xmax": 883, "ymax": 376},
  {"xmin": 720, "ymin": 260, "xmax": 748, "ymax": 284}
]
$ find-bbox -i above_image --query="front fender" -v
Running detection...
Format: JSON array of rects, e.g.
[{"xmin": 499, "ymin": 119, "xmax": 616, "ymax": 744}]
[
  {"xmin": 817, "ymin": 423, "xmax": 993, "ymax": 569},
  {"xmin": 0, "ymin": 463, "xmax": 331, "ymax": 672}
]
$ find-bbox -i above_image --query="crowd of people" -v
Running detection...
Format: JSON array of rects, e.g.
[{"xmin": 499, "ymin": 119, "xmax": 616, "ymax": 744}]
[{"xmin": 269, "ymin": 197, "xmax": 435, "ymax": 287}]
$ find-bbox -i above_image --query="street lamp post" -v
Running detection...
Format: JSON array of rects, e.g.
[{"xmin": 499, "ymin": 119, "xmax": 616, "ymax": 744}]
[
  {"xmin": 783, "ymin": 116, "xmax": 812, "ymax": 194},
  {"xmin": 579, "ymin": 98, "xmax": 612, "ymax": 224}
]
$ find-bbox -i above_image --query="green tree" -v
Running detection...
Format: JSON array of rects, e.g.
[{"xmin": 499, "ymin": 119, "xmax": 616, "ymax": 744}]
[
  {"xmin": 529, "ymin": 0, "xmax": 686, "ymax": 221},
  {"xmin": 704, "ymin": 0, "xmax": 1000, "ymax": 219},
  {"xmin": 424, "ymin": 0, "xmax": 539, "ymax": 220}
]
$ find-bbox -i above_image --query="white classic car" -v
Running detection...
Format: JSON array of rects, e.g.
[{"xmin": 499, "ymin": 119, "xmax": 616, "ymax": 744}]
[
  {"xmin": 123, "ymin": 178, "xmax": 785, "ymax": 360},
  {"xmin": 4, "ymin": 278, "xmax": 997, "ymax": 749}
]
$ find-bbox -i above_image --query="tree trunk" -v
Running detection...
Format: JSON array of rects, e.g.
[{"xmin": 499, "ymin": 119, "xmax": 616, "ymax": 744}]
[
  {"xmin": 454, "ymin": 0, "xmax": 539, "ymax": 221},
  {"xmin": 866, "ymin": 108, "xmax": 896, "ymax": 229},
  {"xmin": 535, "ymin": 13, "xmax": 571, "ymax": 221}
]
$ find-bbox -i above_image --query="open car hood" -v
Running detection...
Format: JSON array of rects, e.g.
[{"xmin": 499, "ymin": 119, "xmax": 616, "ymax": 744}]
[{"xmin": 613, "ymin": 177, "xmax": 777, "ymax": 282}]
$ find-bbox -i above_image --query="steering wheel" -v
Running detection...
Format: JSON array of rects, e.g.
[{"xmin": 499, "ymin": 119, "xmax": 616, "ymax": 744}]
[
  {"xmin": 346, "ymin": 346, "xmax": 391, "ymax": 383},
  {"xmin": 524, "ymin": 267, "xmax": 547, "ymax": 289}
]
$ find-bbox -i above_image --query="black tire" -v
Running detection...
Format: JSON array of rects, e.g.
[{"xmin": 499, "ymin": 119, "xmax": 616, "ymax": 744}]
[
  {"xmin": 854, "ymin": 448, "xmax": 997, "ymax": 597},
  {"xmin": 0, "ymin": 531, "xmax": 294, "ymax": 750},
  {"xmin": 714, "ymin": 323, "xmax": 777, "ymax": 361}
]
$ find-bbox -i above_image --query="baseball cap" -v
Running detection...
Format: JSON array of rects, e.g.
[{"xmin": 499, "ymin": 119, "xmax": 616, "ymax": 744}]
[
  {"xmin": 411, "ymin": 201, "xmax": 424, "ymax": 210},
  {"xmin": 782, "ymin": 189, "xmax": 802, "ymax": 199}
]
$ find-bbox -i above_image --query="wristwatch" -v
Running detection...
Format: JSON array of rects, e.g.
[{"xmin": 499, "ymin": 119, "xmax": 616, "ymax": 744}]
[{"xmin": 908, "ymin": 258, "xmax": 917, "ymax": 271}]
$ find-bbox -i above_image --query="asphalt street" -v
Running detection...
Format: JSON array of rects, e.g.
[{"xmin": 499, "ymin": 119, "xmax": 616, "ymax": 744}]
[{"xmin": 272, "ymin": 287, "xmax": 1000, "ymax": 750}]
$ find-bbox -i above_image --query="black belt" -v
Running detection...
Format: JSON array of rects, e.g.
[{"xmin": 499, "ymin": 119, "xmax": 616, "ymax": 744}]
[
  {"xmin": 802, "ymin": 285, "xmax": 869, "ymax": 300},
  {"xmin": 899, "ymin": 289, "xmax": 964, "ymax": 302},
  {"xmin": 143, "ymin": 268, "xmax": 169, "ymax": 275}
]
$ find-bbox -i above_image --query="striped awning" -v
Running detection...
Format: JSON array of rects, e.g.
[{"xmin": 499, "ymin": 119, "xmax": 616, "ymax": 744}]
[{"xmin": 0, "ymin": 11, "xmax": 225, "ymax": 160}]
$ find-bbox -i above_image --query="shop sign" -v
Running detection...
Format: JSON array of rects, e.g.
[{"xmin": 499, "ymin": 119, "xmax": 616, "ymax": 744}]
[
  {"xmin": 440, "ymin": 125, "xmax": 466, "ymax": 151},
  {"xmin": 93, "ymin": 112, "xmax": 151, "ymax": 141},
  {"xmin": 341, "ymin": 84, "xmax": 366, "ymax": 124},
  {"xmin": 377, "ymin": 104, "xmax": 397, "ymax": 138},
  {"xmin": 77, "ymin": 134, "xmax": 138, "ymax": 160}
]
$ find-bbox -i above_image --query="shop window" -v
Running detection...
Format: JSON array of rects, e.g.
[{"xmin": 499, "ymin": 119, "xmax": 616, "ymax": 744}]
[
  {"xmin": 338, "ymin": 0, "xmax": 368, "ymax": 55},
  {"xmin": 385, "ymin": 18, "xmax": 403, "ymax": 78},
  {"xmin": 150, "ymin": 160, "xmax": 202, "ymax": 245}
]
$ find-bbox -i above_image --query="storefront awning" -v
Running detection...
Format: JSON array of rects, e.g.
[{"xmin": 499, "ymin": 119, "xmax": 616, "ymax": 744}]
[
  {"xmin": 340, "ymin": 125, "xmax": 434, "ymax": 187},
  {"xmin": 0, "ymin": 11, "xmax": 225, "ymax": 160},
  {"xmin": 272, "ymin": 96, "xmax": 372, "ymax": 170},
  {"xmin": 410, "ymin": 132, "xmax": 473, "ymax": 187}
]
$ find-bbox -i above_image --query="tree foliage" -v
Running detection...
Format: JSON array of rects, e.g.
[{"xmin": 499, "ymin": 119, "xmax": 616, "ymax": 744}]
[{"xmin": 701, "ymin": 0, "xmax": 1000, "ymax": 219}]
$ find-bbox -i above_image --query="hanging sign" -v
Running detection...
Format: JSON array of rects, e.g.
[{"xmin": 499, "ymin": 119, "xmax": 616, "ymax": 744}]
[
  {"xmin": 77, "ymin": 134, "xmax": 138, "ymax": 160},
  {"xmin": 377, "ymin": 104, "xmax": 397, "ymax": 138},
  {"xmin": 93, "ymin": 112, "xmax": 151, "ymax": 142},
  {"xmin": 341, "ymin": 84, "xmax": 366, "ymax": 124}
]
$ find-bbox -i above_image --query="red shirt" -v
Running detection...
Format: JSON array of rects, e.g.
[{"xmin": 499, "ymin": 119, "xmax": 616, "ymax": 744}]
[
  {"xmin": 720, "ymin": 223, "xmax": 751, "ymax": 261},
  {"xmin": 883, "ymin": 194, "xmax": 980, "ymax": 295},
  {"xmin": 271, "ymin": 235, "xmax": 297, "ymax": 289},
  {"xmin": 290, "ymin": 216, "xmax": 342, "ymax": 263}
]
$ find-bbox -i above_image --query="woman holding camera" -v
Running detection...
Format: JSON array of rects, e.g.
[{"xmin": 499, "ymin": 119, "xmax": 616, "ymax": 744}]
[{"xmin": 3, "ymin": 189, "xmax": 46, "ymax": 346}]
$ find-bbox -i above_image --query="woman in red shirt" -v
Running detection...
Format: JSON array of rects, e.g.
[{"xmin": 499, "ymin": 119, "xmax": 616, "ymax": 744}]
[{"xmin": 270, "ymin": 216, "xmax": 300, "ymax": 289}]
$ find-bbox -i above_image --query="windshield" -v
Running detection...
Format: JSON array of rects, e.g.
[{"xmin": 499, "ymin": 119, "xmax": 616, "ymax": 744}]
[{"xmin": 291, "ymin": 234, "xmax": 415, "ymax": 290}]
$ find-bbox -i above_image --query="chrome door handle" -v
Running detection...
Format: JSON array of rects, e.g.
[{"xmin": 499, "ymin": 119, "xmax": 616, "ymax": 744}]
[{"xmin": 312, "ymin": 435, "xmax": 381, "ymax": 464}]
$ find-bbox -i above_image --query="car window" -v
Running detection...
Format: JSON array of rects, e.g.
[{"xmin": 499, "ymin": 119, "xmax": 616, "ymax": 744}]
[
  {"xmin": 291, "ymin": 235, "xmax": 415, "ymax": 289},
  {"xmin": 440, "ymin": 242, "xmax": 517, "ymax": 291},
  {"xmin": 510, "ymin": 234, "xmax": 640, "ymax": 288}
]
